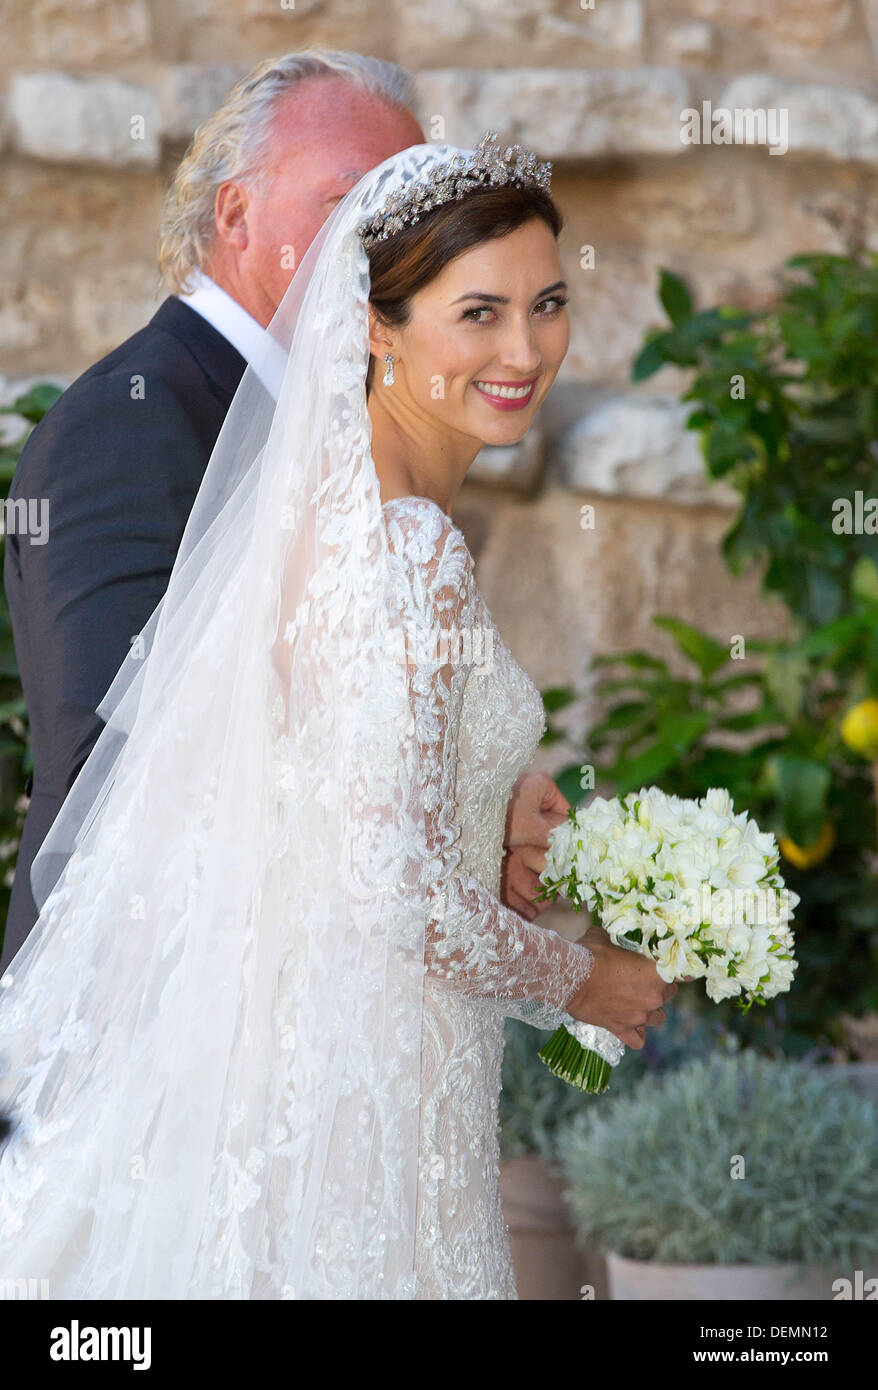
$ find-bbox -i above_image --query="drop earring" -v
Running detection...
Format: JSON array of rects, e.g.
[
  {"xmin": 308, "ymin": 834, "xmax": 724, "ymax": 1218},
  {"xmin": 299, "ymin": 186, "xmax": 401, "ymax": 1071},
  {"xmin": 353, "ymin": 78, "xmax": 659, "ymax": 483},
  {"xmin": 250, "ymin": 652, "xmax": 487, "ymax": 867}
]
[{"xmin": 382, "ymin": 353, "xmax": 395, "ymax": 387}]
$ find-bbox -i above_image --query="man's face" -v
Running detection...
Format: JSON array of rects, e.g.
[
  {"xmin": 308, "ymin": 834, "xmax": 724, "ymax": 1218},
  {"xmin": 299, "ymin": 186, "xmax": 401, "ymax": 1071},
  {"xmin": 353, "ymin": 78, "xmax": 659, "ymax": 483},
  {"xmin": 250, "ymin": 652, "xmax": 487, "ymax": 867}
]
[{"xmin": 209, "ymin": 75, "xmax": 425, "ymax": 325}]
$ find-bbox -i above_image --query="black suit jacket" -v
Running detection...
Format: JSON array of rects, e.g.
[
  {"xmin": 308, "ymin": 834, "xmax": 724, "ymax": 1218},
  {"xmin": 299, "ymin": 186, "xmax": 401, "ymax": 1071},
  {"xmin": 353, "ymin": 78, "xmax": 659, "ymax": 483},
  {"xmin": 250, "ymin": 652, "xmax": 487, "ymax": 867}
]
[{"xmin": 0, "ymin": 296, "xmax": 248, "ymax": 972}]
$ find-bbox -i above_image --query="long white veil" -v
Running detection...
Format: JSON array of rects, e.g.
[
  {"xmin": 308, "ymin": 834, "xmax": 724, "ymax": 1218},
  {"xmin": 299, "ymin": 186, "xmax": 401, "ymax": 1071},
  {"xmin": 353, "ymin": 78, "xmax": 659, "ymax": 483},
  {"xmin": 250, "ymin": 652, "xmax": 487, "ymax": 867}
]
[{"xmin": 0, "ymin": 140, "xmax": 473, "ymax": 1299}]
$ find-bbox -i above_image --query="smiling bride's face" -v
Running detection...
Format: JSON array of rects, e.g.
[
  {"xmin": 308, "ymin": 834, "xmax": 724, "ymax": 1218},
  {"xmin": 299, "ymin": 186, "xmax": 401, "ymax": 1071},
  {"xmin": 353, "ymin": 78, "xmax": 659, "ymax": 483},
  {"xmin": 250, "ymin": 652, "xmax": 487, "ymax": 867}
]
[{"xmin": 369, "ymin": 217, "xmax": 569, "ymax": 448}]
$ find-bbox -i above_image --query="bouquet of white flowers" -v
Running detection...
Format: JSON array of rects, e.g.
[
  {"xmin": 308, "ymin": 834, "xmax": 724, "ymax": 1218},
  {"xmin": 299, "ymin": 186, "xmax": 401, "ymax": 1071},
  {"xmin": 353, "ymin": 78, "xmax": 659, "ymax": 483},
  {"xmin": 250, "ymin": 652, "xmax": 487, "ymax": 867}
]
[{"xmin": 537, "ymin": 784, "xmax": 799, "ymax": 1093}]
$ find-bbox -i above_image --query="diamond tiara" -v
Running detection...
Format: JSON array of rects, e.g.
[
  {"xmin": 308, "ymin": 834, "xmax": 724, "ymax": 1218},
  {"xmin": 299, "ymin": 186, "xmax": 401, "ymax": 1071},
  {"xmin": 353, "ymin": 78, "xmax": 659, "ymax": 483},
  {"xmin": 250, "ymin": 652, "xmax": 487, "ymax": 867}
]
[{"xmin": 357, "ymin": 131, "xmax": 553, "ymax": 250}]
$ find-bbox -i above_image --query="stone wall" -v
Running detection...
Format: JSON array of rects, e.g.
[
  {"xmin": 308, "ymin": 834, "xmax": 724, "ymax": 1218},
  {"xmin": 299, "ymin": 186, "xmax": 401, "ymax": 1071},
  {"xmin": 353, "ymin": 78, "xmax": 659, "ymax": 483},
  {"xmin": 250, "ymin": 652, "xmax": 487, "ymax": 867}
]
[{"xmin": 2, "ymin": 0, "xmax": 876, "ymax": 766}]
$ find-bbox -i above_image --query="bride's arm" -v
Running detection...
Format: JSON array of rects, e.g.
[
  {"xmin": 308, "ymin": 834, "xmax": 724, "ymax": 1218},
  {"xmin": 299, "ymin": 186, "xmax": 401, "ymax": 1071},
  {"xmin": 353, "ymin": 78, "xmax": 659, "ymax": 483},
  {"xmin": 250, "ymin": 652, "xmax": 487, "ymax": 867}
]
[{"xmin": 381, "ymin": 500, "xmax": 595, "ymax": 1032}]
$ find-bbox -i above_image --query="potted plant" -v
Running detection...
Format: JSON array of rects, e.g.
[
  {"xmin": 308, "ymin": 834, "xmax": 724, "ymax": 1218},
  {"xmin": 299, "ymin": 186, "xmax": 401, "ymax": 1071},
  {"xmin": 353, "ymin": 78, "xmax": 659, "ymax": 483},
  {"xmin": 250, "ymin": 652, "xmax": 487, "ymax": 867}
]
[
  {"xmin": 837, "ymin": 1011, "xmax": 878, "ymax": 1104},
  {"xmin": 555, "ymin": 1047, "xmax": 878, "ymax": 1299},
  {"xmin": 499, "ymin": 1002, "xmax": 727, "ymax": 1298}
]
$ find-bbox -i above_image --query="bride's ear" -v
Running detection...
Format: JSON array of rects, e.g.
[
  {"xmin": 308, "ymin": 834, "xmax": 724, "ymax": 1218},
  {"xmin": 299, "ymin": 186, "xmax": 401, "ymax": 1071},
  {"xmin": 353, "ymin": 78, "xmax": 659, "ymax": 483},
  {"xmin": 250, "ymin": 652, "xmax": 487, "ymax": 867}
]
[{"xmin": 368, "ymin": 306, "xmax": 396, "ymax": 366}]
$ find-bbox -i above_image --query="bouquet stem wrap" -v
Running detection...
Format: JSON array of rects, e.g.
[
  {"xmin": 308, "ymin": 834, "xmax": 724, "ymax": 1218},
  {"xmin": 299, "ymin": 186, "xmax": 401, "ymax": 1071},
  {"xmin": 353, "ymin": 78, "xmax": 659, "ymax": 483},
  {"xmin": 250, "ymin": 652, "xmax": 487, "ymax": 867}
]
[{"xmin": 538, "ymin": 1018, "xmax": 626, "ymax": 1094}]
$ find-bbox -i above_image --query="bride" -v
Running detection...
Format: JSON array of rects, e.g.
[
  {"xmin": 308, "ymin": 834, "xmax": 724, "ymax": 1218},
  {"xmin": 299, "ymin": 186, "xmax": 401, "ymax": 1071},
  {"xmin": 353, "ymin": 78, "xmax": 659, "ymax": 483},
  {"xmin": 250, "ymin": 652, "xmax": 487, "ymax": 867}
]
[{"xmin": 0, "ymin": 133, "xmax": 668, "ymax": 1300}]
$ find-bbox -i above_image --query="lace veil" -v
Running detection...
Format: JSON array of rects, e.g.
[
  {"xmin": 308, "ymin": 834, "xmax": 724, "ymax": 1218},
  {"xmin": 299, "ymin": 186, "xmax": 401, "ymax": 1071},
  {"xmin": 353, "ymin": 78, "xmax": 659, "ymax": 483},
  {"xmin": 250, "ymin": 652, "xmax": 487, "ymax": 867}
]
[{"xmin": 0, "ymin": 141, "xmax": 480, "ymax": 1298}]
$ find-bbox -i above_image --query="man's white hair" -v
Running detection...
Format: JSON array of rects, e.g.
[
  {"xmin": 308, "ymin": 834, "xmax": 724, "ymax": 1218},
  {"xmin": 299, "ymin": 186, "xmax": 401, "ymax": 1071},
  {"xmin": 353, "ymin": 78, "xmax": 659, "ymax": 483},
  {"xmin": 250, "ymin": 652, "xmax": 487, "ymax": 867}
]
[{"xmin": 158, "ymin": 49, "xmax": 415, "ymax": 295}]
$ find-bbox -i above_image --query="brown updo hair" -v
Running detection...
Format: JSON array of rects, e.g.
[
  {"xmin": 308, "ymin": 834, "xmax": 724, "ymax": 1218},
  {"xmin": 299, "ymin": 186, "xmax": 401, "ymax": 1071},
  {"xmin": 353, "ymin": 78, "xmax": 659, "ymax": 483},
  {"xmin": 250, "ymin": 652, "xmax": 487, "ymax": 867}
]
[{"xmin": 365, "ymin": 182, "xmax": 563, "ymax": 393}]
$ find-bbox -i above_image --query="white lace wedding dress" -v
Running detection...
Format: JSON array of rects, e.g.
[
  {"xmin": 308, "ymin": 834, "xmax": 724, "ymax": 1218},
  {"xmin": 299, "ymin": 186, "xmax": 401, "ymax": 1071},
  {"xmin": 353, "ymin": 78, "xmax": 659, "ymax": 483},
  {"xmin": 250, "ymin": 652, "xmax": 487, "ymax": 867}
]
[
  {"xmin": 0, "ymin": 490, "xmax": 596, "ymax": 1302},
  {"xmin": 377, "ymin": 496, "xmax": 595, "ymax": 1299}
]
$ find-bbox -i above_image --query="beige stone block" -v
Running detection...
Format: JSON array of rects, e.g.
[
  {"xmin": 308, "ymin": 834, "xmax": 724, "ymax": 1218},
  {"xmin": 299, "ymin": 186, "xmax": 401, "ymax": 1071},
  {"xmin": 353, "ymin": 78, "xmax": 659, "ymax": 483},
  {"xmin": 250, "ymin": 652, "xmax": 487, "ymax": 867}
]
[
  {"xmin": 559, "ymin": 246, "xmax": 662, "ymax": 383},
  {"xmin": 10, "ymin": 72, "xmax": 160, "ymax": 168},
  {"xmin": 0, "ymin": 162, "xmax": 164, "ymax": 268},
  {"xmin": 718, "ymin": 74, "xmax": 878, "ymax": 164},
  {"xmin": 865, "ymin": 0, "xmax": 878, "ymax": 54},
  {"xmin": 0, "ymin": 279, "xmax": 65, "ymax": 358},
  {"xmin": 685, "ymin": 262, "xmax": 780, "ymax": 316},
  {"xmin": 663, "ymin": 21, "xmax": 717, "ymax": 63},
  {"xmin": 71, "ymin": 265, "xmax": 164, "ymax": 361},
  {"xmin": 397, "ymin": 0, "xmax": 644, "ymax": 68},
  {"xmin": 557, "ymin": 161, "xmax": 756, "ymax": 251},
  {"xmin": 0, "ymin": 0, "xmax": 153, "ymax": 71},
  {"xmin": 536, "ymin": 0, "xmax": 644, "ymax": 55},
  {"xmin": 181, "ymin": 0, "xmax": 394, "ymax": 66},
  {"xmin": 558, "ymin": 394, "xmax": 739, "ymax": 506},
  {"xmin": 691, "ymin": 0, "xmax": 853, "ymax": 50},
  {"xmin": 469, "ymin": 430, "xmax": 546, "ymax": 494},
  {"xmin": 158, "ymin": 64, "xmax": 250, "ymax": 143},
  {"xmin": 414, "ymin": 67, "xmax": 693, "ymax": 157},
  {"xmin": 784, "ymin": 169, "xmax": 878, "ymax": 254}
]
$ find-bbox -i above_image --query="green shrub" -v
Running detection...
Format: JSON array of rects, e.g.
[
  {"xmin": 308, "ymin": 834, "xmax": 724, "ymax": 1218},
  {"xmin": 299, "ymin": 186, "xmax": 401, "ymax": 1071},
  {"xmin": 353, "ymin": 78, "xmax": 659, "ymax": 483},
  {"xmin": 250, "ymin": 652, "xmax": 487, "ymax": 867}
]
[
  {"xmin": 0, "ymin": 382, "xmax": 63, "ymax": 946},
  {"xmin": 556, "ymin": 1049, "xmax": 878, "ymax": 1269},
  {"xmin": 635, "ymin": 255, "xmax": 878, "ymax": 630},
  {"xmin": 542, "ymin": 254, "xmax": 878, "ymax": 1056}
]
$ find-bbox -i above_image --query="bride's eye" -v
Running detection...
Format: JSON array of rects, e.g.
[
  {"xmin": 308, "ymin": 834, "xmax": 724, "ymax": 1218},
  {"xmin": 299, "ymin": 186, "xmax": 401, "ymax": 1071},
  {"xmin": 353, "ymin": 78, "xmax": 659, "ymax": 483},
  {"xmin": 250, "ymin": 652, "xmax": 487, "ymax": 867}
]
[
  {"xmin": 461, "ymin": 306, "xmax": 495, "ymax": 324},
  {"xmin": 533, "ymin": 295, "xmax": 569, "ymax": 315},
  {"xmin": 461, "ymin": 296, "xmax": 568, "ymax": 325}
]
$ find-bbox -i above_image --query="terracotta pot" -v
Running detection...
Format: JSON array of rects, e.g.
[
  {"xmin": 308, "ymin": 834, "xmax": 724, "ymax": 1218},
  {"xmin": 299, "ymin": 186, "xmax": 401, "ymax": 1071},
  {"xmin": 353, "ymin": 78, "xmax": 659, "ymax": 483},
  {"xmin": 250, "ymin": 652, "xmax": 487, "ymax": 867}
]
[
  {"xmin": 606, "ymin": 1250, "xmax": 835, "ymax": 1300},
  {"xmin": 840, "ymin": 1014, "xmax": 878, "ymax": 1063},
  {"xmin": 499, "ymin": 1154, "xmax": 607, "ymax": 1300}
]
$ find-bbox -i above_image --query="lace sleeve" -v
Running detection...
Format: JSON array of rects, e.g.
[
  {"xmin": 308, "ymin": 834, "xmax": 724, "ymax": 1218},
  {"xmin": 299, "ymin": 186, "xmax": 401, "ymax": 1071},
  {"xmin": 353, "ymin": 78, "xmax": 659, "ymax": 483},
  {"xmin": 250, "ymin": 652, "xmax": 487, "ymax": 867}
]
[{"xmin": 382, "ymin": 498, "xmax": 595, "ymax": 1032}]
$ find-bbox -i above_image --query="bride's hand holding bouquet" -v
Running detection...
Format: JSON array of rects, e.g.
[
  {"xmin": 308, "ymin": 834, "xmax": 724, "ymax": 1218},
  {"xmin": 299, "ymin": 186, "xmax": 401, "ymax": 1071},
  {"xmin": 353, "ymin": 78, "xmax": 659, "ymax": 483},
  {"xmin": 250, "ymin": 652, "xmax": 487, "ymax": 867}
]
[
  {"xmin": 563, "ymin": 921, "xmax": 679, "ymax": 1051},
  {"xmin": 536, "ymin": 783, "xmax": 799, "ymax": 1093}
]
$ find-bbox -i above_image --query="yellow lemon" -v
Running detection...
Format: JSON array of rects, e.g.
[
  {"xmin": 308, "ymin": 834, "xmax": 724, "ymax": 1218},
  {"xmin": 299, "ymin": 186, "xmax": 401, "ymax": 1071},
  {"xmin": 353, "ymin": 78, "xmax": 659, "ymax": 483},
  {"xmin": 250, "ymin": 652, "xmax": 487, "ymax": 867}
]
[
  {"xmin": 841, "ymin": 699, "xmax": 878, "ymax": 760},
  {"xmin": 779, "ymin": 821, "xmax": 836, "ymax": 869}
]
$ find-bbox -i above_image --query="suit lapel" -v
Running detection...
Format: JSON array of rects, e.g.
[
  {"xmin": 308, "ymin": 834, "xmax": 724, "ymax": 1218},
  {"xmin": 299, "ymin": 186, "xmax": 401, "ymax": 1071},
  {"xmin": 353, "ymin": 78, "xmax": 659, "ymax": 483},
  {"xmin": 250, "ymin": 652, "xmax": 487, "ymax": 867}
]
[{"xmin": 149, "ymin": 296, "xmax": 249, "ymax": 403}]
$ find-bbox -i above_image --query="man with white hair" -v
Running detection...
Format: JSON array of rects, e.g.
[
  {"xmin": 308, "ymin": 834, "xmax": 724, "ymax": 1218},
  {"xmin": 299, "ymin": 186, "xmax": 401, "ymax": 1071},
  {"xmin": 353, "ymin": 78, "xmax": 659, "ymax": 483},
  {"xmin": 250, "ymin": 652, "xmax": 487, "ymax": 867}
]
[{"xmin": 1, "ymin": 50, "xmax": 568, "ymax": 971}]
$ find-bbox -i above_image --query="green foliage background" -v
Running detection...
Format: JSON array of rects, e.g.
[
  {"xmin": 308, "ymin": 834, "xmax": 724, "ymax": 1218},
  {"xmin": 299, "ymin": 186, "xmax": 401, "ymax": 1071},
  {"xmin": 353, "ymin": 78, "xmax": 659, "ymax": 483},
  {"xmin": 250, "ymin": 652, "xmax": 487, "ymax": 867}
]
[
  {"xmin": 0, "ymin": 384, "xmax": 62, "ymax": 953},
  {"xmin": 539, "ymin": 254, "xmax": 878, "ymax": 1059}
]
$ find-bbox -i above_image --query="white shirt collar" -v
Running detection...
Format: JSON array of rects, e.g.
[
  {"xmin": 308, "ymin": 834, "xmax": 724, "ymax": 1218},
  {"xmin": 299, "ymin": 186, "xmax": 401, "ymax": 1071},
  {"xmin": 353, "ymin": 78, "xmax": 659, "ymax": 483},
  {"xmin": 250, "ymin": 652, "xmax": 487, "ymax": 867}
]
[{"xmin": 177, "ymin": 269, "xmax": 287, "ymax": 401}]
